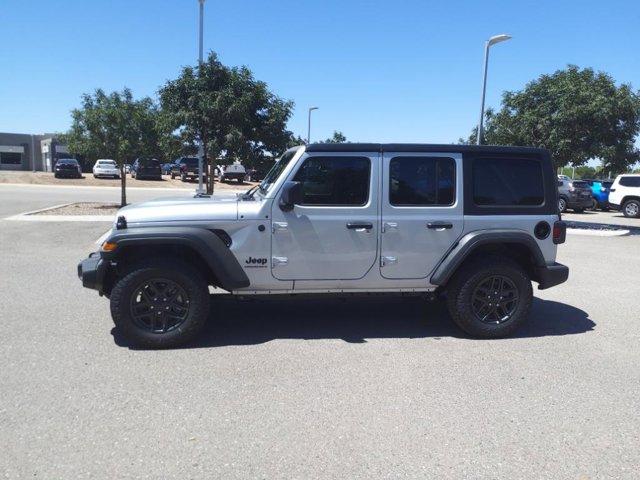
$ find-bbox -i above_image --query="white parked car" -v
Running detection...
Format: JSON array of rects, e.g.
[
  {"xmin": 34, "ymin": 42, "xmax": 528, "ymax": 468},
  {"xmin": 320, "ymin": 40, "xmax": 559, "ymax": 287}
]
[
  {"xmin": 93, "ymin": 159, "xmax": 120, "ymax": 179},
  {"xmin": 218, "ymin": 161, "xmax": 246, "ymax": 183},
  {"xmin": 608, "ymin": 174, "xmax": 640, "ymax": 218}
]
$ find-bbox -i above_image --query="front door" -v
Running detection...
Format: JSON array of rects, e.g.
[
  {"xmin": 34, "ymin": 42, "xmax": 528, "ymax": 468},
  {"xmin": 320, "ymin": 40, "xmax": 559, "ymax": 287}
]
[
  {"xmin": 271, "ymin": 152, "xmax": 379, "ymax": 281},
  {"xmin": 380, "ymin": 152, "xmax": 463, "ymax": 279}
]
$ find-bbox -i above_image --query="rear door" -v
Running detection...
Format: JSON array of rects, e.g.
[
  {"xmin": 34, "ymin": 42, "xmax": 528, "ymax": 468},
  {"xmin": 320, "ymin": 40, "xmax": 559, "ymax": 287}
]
[{"xmin": 380, "ymin": 152, "xmax": 463, "ymax": 279}]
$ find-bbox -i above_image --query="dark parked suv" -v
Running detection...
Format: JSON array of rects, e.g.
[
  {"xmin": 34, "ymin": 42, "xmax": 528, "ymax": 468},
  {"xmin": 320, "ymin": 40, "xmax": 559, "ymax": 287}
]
[
  {"xmin": 557, "ymin": 178, "xmax": 592, "ymax": 213},
  {"xmin": 131, "ymin": 157, "xmax": 162, "ymax": 180},
  {"xmin": 169, "ymin": 157, "xmax": 206, "ymax": 182},
  {"xmin": 54, "ymin": 158, "xmax": 82, "ymax": 178}
]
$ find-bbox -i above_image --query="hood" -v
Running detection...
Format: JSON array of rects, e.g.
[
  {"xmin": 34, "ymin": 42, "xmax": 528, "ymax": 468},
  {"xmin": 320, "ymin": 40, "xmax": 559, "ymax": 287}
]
[{"xmin": 119, "ymin": 195, "xmax": 239, "ymax": 224}]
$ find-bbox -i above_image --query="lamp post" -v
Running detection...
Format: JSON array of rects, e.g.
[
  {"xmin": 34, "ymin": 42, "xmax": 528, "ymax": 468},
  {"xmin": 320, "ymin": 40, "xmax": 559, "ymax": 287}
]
[
  {"xmin": 196, "ymin": 0, "xmax": 206, "ymax": 195},
  {"xmin": 476, "ymin": 34, "xmax": 511, "ymax": 145},
  {"xmin": 307, "ymin": 107, "xmax": 318, "ymax": 144}
]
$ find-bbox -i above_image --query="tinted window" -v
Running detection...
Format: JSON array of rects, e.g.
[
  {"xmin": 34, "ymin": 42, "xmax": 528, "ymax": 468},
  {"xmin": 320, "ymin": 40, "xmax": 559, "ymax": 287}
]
[
  {"xmin": 619, "ymin": 176, "xmax": 640, "ymax": 187},
  {"xmin": 473, "ymin": 157, "xmax": 544, "ymax": 206},
  {"xmin": 572, "ymin": 181, "xmax": 588, "ymax": 188},
  {"xmin": 181, "ymin": 157, "xmax": 199, "ymax": 166},
  {"xmin": 389, "ymin": 156, "xmax": 455, "ymax": 206},
  {"xmin": 293, "ymin": 156, "xmax": 370, "ymax": 206},
  {"xmin": 138, "ymin": 158, "xmax": 160, "ymax": 167},
  {"xmin": 602, "ymin": 181, "xmax": 613, "ymax": 188}
]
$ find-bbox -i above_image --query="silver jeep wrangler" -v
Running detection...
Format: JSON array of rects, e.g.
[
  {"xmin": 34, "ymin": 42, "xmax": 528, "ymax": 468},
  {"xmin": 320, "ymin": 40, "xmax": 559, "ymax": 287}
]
[{"xmin": 78, "ymin": 144, "xmax": 568, "ymax": 348}]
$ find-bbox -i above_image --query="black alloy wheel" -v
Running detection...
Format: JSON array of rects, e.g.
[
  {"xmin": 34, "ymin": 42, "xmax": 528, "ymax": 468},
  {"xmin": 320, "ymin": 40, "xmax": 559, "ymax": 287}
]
[
  {"xmin": 471, "ymin": 275, "xmax": 519, "ymax": 325},
  {"xmin": 129, "ymin": 278, "xmax": 190, "ymax": 333}
]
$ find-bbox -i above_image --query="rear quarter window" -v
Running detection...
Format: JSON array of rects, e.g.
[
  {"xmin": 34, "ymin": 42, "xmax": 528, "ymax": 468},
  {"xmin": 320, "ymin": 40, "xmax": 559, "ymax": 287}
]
[
  {"xmin": 619, "ymin": 176, "xmax": 640, "ymax": 187},
  {"xmin": 473, "ymin": 157, "xmax": 544, "ymax": 206}
]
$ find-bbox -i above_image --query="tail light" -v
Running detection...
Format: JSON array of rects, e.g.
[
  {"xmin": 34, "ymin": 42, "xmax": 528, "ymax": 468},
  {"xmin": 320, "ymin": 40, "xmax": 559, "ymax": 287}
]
[{"xmin": 553, "ymin": 221, "xmax": 566, "ymax": 244}]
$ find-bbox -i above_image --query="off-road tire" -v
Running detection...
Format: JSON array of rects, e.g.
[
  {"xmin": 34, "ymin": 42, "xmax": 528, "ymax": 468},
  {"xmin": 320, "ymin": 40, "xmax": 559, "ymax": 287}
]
[
  {"xmin": 110, "ymin": 259, "xmax": 209, "ymax": 348},
  {"xmin": 446, "ymin": 255, "xmax": 533, "ymax": 338},
  {"xmin": 622, "ymin": 199, "xmax": 640, "ymax": 218}
]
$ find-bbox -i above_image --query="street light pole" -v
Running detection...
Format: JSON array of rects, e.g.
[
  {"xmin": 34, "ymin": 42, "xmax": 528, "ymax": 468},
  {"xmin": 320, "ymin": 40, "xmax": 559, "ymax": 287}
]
[
  {"xmin": 196, "ymin": 0, "xmax": 206, "ymax": 195},
  {"xmin": 307, "ymin": 107, "xmax": 318, "ymax": 144},
  {"xmin": 476, "ymin": 34, "xmax": 512, "ymax": 145}
]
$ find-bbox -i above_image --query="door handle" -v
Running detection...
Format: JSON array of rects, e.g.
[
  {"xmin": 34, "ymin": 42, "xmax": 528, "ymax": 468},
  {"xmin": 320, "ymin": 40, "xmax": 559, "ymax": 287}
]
[
  {"xmin": 346, "ymin": 222, "xmax": 373, "ymax": 230},
  {"xmin": 427, "ymin": 222, "xmax": 453, "ymax": 230}
]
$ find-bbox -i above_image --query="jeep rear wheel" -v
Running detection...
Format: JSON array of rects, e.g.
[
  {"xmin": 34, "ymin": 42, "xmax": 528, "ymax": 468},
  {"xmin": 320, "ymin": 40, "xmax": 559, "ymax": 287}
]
[
  {"xmin": 622, "ymin": 199, "xmax": 640, "ymax": 218},
  {"xmin": 446, "ymin": 256, "xmax": 533, "ymax": 338},
  {"xmin": 110, "ymin": 259, "xmax": 209, "ymax": 348}
]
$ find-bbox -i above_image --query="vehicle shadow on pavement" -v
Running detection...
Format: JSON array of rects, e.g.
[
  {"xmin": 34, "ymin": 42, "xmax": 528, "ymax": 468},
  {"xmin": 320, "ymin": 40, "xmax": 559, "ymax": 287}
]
[{"xmin": 112, "ymin": 295, "xmax": 595, "ymax": 349}]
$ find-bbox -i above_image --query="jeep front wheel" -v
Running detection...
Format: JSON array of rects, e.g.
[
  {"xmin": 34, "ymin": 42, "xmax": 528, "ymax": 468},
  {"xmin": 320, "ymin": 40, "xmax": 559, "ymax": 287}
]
[
  {"xmin": 110, "ymin": 259, "xmax": 209, "ymax": 348},
  {"xmin": 446, "ymin": 256, "xmax": 533, "ymax": 338}
]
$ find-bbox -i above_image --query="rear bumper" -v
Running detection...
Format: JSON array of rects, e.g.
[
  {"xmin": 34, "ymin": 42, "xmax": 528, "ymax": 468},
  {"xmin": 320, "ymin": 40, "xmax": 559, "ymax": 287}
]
[
  {"xmin": 566, "ymin": 196, "xmax": 592, "ymax": 209},
  {"xmin": 223, "ymin": 172, "xmax": 245, "ymax": 180},
  {"xmin": 535, "ymin": 262, "xmax": 569, "ymax": 290},
  {"xmin": 77, "ymin": 253, "xmax": 108, "ymax": 293}
]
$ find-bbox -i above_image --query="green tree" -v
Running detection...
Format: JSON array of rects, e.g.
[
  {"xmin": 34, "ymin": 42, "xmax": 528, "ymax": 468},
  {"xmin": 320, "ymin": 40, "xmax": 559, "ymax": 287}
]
[
  {"xmin": 466, "ymin": 66, "xmax": 640, "ymax": 172},
  {"xmin": 158, "ymin": 52, "xmax": 294, "ymax": 194},
  {"xmin": 320, "ymin": 131, "xmax": 347, "ymax": 143},
  {"xmin": 65, "ymin": 88, "xmax": 160, "ymax": 206}
]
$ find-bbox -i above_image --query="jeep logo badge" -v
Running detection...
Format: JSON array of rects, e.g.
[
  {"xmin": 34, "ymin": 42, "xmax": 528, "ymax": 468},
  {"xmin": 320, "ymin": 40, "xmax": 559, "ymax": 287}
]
[{"xmin": 245, "ymin": 256, "xmax": 268, "ymax": 268}]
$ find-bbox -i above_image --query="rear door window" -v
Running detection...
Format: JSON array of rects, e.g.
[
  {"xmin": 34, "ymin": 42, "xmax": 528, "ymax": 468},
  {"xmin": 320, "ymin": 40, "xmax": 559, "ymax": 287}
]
[
  {"xmin": 619, "ymin": 176, "xmax": 640, "ymax": 187},
  {"xmin": 473, "ymin": 157, "xmax": 544, "ymax": 206},
  {"xmin": 389, "ymin": 156, "xmax": 455, "ymax": 206}
]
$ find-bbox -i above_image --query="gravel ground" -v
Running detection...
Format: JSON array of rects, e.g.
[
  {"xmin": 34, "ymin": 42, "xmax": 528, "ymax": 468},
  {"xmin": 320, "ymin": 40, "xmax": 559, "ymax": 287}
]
[
  {"xmin": 33, "ymin": 202, "xmax": 120, "ymax": 216},
  {"xmin": 0, "ymin": 170, "xmax": 254, "ymax": 192}
]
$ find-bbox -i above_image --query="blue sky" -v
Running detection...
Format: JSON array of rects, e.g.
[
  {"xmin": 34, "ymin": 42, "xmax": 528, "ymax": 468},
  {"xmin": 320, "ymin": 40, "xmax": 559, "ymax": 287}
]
[{"xmin": 1, "ymin": 0, "xmax": 638, "ymax": 144}]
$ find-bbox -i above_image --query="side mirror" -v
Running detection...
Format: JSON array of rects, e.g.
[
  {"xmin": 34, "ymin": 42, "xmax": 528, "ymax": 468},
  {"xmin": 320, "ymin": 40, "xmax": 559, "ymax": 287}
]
[{"xmin": 279, "ymin": 181, "xmax": 303, "ymax": 212}]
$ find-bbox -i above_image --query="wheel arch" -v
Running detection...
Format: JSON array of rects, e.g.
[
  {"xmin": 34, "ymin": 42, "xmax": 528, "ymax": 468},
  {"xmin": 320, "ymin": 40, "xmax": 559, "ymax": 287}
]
[
  {"xmin": 430, "ymin": 230, "xmax": 547, "ymax": 287},
  {"xmin": 621, "ymin": 195, "xmax": 640, "ymax": 205},
  {"xmin": 101, "ymin": 227, "xmax": 249, "ymax": 293}
]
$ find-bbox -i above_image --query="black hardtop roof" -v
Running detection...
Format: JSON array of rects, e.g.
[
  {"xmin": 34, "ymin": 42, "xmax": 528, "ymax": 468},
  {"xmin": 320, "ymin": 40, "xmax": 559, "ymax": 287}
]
[{"xmin": 303, "ymin": 143, "xmax": 548, "ymax": 155}]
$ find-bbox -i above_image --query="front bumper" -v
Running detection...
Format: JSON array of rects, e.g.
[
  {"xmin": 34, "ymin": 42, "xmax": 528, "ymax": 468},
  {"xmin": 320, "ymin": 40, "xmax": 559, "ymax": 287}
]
[
  {"xmin": 77, "ymin": 252, "xmax": 108, "ymax": 293},
  {"xmin": 55, "ymin": 170, "xmax": 81, "ymax": 177},
  {"xmin": 535, "ymin": 262, "xmax": 569, "ymax": 290}
]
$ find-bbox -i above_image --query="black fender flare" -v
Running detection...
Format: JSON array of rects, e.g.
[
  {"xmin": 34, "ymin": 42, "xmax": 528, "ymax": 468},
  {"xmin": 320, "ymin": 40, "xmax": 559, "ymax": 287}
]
[
  {"xmin": 430, "ymin": 229, "xmax": 546, "ymax": 286},
  {"xmin": 102, "ymin": 226, "xmax": 250, "ymax": 290}
]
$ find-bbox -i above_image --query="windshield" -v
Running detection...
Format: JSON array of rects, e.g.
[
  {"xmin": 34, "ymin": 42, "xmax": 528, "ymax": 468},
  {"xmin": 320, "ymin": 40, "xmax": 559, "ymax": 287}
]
[
  {"xmin": 258, "ymin": 150, "xmax": 298, "ymax": 194},
  {"xmin": 98, "ymin": 161, "xmax": 116, "ymax": 166}
]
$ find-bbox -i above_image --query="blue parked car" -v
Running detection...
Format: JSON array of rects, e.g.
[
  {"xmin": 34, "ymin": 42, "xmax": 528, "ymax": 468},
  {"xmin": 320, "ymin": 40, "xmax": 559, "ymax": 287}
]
[{"xmin": 583, "ymin": 179, "xmax": 613, "ymax": 210}]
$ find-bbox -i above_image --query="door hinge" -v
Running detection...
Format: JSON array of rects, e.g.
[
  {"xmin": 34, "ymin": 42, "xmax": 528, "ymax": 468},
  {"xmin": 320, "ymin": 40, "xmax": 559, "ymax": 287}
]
[
  {"xmin": 380, "ymin": 256, "xmax": 398, "ymax": 267},
  {"xmin": 272, "ymin": 222, "xmax": 288, "ymax": 233},
  {"xmin": 272, "ymin": 256, "xmax": 288, "ymax": 267},
  {"xmin": 382, "ymin": 222, "xmax": 398, "ymax": 233}
]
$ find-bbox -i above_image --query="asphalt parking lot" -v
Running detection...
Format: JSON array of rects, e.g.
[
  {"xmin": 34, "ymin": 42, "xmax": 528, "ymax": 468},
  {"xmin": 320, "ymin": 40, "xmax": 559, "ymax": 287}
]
[{"xmin": 1, "ymin": 185, "xmax": 639, "ymax": 479}]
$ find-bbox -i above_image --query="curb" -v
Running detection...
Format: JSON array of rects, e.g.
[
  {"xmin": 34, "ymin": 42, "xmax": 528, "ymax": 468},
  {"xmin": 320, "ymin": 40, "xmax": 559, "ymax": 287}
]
[{"xmin": 567, "ymin": 228, "xmax": 630, "ymax": 237}]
